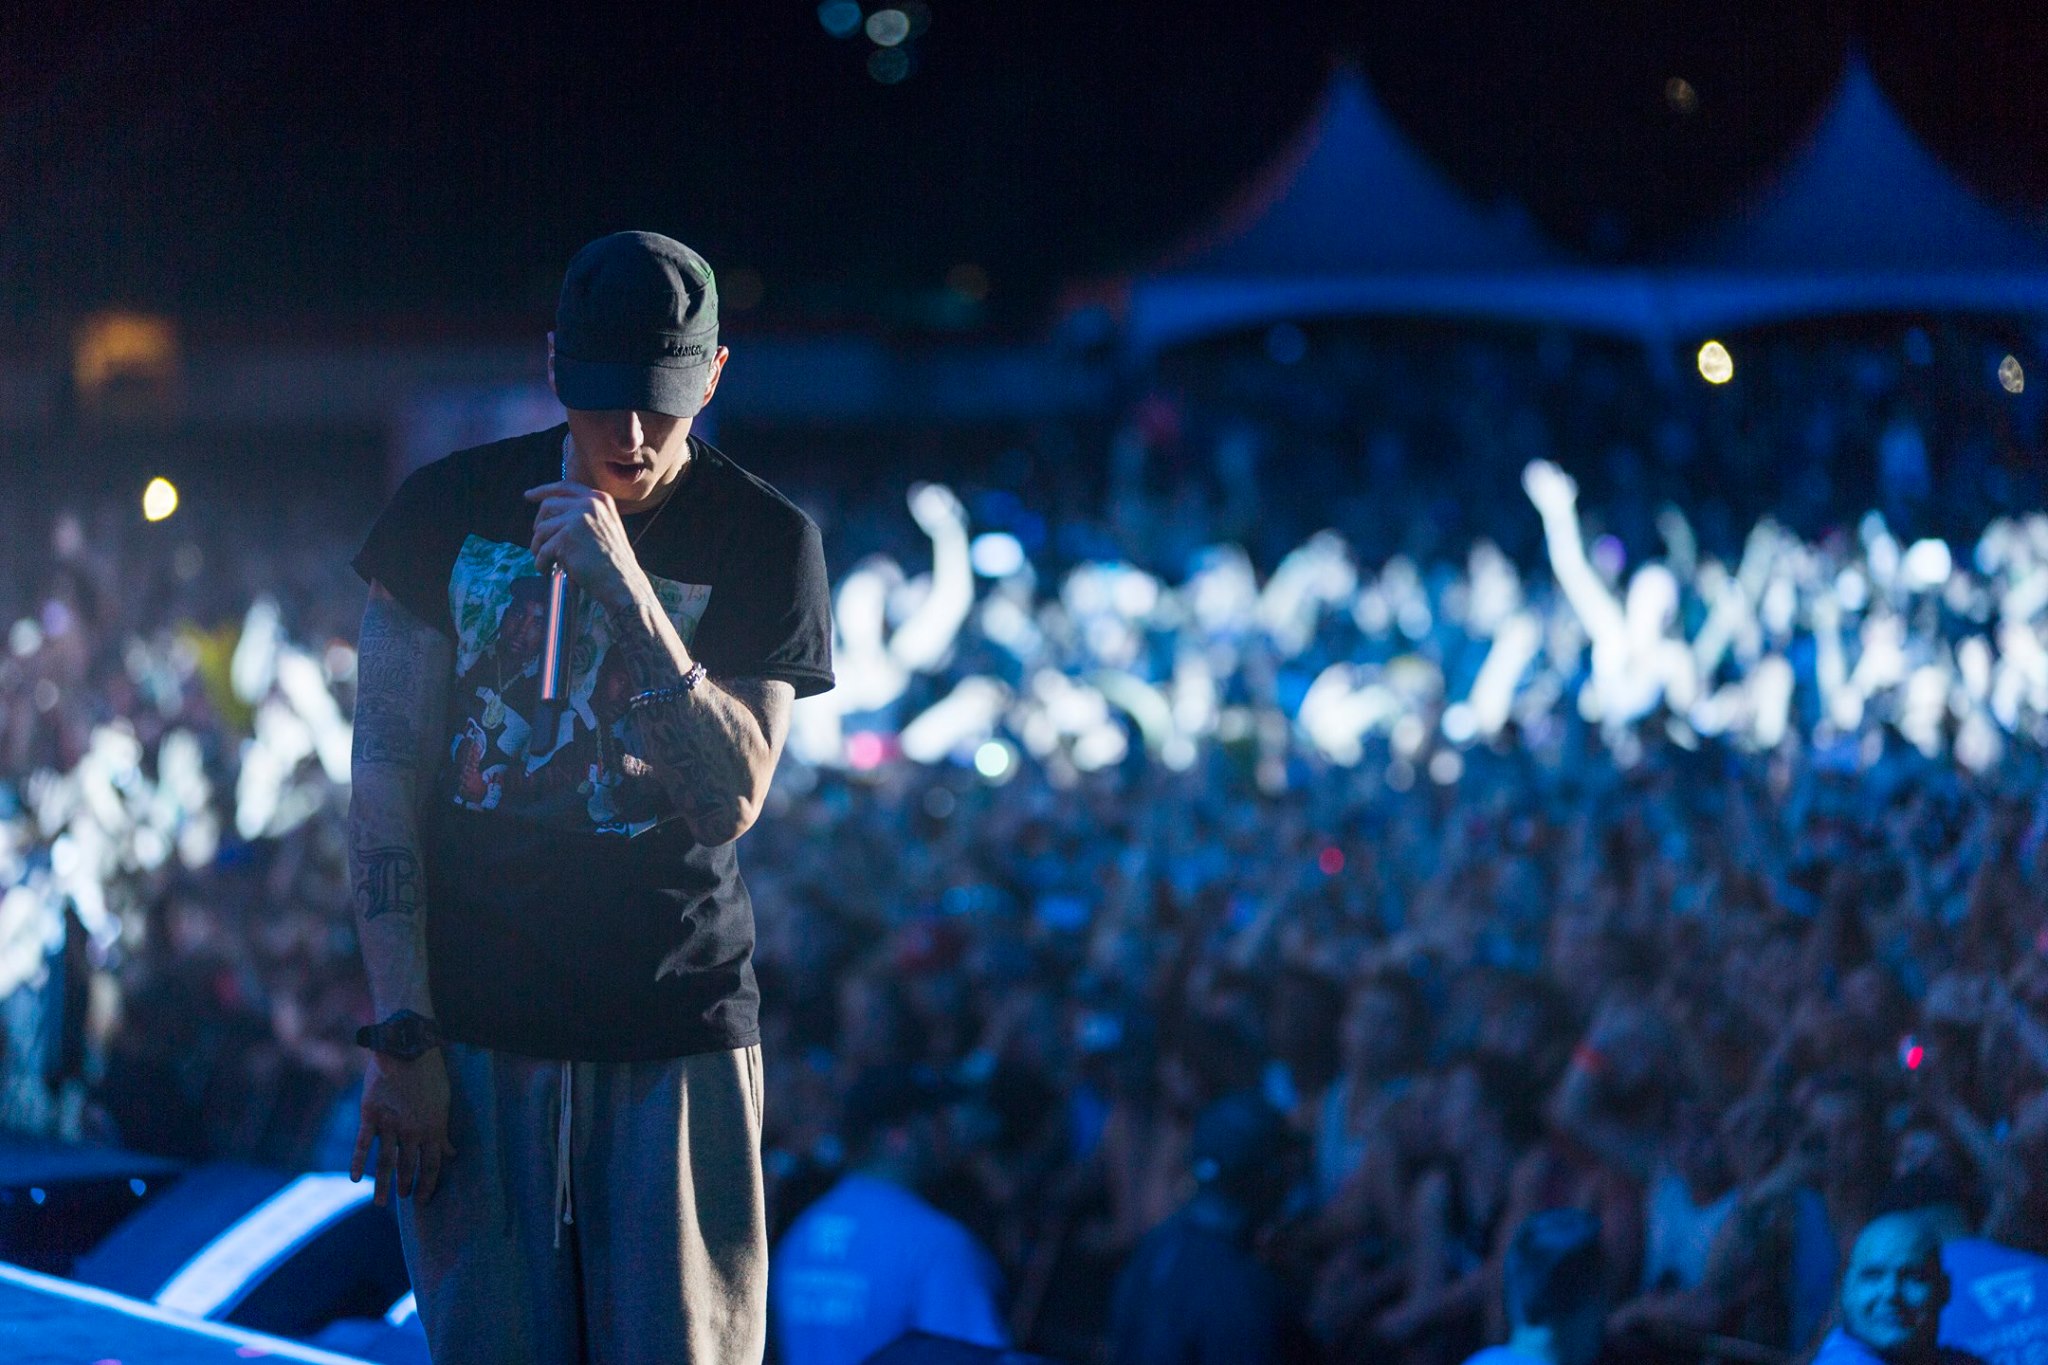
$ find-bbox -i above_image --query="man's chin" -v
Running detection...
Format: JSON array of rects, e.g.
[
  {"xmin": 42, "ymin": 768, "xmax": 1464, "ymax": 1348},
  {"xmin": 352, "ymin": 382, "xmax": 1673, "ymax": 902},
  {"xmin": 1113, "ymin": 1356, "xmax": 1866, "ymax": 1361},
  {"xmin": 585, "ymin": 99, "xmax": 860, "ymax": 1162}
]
[
  {"xmin": 597, "ymin": 469, "xmax": 656, "ymax": 503},
  {"xmin": 1856, "ymin": 1323, "xmax": 1913, "ymax": 1352}
]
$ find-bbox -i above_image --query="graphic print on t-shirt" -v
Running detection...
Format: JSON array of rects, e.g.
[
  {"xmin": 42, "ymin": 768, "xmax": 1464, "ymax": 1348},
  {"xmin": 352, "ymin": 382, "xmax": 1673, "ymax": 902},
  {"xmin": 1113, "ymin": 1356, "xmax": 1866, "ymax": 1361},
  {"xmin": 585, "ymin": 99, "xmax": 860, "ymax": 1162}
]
[{"xmin": 445, "ymin": 534, "xmax": 712, "ymax": 836}]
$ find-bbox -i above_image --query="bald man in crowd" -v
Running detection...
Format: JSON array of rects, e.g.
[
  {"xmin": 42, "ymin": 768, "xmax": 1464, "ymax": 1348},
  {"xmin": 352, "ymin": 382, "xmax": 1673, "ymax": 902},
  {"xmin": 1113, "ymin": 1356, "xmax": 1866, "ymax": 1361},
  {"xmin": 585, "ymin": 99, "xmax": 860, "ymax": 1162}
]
[{"xmin": 1813, "ymin": 1214, "xmax": 1986, "ymax": 1365}]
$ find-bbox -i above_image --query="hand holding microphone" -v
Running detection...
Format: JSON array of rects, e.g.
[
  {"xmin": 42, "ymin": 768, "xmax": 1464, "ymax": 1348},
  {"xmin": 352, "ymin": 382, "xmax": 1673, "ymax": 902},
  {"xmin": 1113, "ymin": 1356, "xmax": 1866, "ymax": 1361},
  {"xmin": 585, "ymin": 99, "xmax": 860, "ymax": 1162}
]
[
  {"xmin": 523, "ymin": 478, "xmax": 652, "ymax": 615},
  {"xmin": 522, "ymin": 469, "xmax": 654, "ymax": 756}
]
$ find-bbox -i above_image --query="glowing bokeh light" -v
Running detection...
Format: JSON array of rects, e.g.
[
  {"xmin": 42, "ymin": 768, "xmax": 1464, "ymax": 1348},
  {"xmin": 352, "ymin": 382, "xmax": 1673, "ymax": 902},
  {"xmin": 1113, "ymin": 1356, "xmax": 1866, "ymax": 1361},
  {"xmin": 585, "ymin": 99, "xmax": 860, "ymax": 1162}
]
[
  {"xmin": 1697, "ymin": 340, "xmax": 1734, "ymax": 384},
  {"xmin": 1999, "ymin": 355, "xmax": 2025, "ymax": 394},
  {"xmin": 816, "ymin": 1, "xmax": 862, "ymax": 38},
  {"xmin": 142, "ymin": 477, "xmax": 179, "ymax": 522},
  {"xmin": 73, "ymin": 311, "xmax": 178, "ymax": 397},
  {"xmin": 1901, "ymin": 538, "xmax": 1953, "ymax": 590},
  {"xmin": 1664, "ymin": 76, "xmax": 1698, "ymax": 113},
  {"xmin": 1317, "ymin": 846, "xmax": 1344, "ymax": 876},
  {"xmin": 970, "ymin": 532, "xmax": 1026, "ymax": 578},
  {"xmin": 865, "ymin": 8, "xmax": 911, "ymax": 46},
  {"xmin": 846, "ymin": 731, "xmax": 888, "ymax": 770},
  {"xmin": 974, "ymin": 739, "xmax": 1014, "ymax": 781}
]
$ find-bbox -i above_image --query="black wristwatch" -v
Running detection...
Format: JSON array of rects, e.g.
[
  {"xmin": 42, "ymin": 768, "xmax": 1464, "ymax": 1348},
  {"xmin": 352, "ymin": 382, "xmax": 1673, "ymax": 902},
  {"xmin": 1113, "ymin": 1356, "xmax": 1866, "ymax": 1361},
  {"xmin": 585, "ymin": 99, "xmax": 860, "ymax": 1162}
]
[{"xmin": 355, "ymin": 1010, "xmax": 444, "ymax": 1060}]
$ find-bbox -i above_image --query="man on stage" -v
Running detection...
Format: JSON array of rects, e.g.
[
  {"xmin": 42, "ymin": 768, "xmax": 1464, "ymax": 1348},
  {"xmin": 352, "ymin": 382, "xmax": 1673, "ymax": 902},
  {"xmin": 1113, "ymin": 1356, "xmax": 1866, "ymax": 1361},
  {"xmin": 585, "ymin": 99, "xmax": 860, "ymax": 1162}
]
[{"xmin": 347, "ymin": 230, "xmax": 834, "ymax": 1363}]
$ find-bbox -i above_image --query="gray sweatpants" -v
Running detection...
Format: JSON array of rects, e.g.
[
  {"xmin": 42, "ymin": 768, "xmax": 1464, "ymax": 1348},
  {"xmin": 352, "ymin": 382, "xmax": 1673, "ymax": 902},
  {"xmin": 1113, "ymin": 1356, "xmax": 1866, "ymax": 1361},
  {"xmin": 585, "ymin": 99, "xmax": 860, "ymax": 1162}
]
[{"xmin": 397, "ymin": 1042, "xmax": 768, "ymax": 1365}]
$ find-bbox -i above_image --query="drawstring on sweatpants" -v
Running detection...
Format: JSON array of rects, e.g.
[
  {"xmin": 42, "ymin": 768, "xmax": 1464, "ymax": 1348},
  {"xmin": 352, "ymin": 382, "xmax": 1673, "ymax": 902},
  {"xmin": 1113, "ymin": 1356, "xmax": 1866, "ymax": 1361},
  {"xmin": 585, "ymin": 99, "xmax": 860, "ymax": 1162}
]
[{"xmin": 553, "ymin": 1060, "xmax": 575, "ymax": 1249}]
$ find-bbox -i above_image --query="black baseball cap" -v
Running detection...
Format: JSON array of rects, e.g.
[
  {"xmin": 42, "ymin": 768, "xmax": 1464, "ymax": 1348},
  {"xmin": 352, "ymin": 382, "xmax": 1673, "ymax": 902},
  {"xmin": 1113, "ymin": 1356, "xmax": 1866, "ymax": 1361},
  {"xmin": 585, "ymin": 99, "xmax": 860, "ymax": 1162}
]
[{"xmin": 552, "ymin": 231, "xmax": 720, "ymax": 417}]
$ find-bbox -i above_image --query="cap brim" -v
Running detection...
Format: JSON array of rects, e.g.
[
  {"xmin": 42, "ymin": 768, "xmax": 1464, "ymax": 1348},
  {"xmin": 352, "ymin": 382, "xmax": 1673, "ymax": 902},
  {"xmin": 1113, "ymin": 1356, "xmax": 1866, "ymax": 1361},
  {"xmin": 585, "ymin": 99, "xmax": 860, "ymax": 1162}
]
[{"xmin": 554, "ymin": 354, "xmax": 713, "ymax": 418}]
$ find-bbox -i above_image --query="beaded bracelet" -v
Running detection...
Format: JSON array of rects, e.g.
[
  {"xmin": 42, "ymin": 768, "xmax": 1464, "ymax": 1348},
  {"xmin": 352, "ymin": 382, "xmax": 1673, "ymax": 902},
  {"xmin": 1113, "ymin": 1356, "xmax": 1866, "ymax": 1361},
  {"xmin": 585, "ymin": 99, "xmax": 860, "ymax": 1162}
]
[{"xmin": 625, "ymin": 661, "xmax": 707, "ymax": 711}]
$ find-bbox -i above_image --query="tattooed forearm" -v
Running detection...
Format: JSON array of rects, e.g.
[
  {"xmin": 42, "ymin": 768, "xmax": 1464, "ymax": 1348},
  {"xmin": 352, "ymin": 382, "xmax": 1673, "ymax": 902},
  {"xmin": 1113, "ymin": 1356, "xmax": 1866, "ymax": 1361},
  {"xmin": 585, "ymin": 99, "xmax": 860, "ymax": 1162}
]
[
  {"xmin": 604, "ymin": 593, "xmax": 794, "ymax": 845},
  {"xmin": 347, "ymin": 581, "xmax": 451, "ymax": 1018},
  {"xmin": 352, "ymin": 592, "xmax": 429, "ymax": 768},
  {"xmin": 353, "ymin": 840, "xmax": 422, "ymax": 920}
]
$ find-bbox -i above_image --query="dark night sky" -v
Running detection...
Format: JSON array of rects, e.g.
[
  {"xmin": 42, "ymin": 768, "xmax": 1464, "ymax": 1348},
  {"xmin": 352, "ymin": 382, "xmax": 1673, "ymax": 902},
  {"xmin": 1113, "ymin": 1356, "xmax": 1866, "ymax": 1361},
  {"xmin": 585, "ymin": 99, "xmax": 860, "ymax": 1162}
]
[{"xmin": 2, "ymin": 1, "xmax": 2043, "ymax": 334}]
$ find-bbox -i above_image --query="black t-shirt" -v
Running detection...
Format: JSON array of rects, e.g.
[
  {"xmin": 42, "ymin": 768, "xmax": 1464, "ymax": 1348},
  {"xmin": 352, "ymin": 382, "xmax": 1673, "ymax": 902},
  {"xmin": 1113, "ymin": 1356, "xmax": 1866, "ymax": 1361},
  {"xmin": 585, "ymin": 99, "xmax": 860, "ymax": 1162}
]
[{"xmin": 351, "ymin": 423, "xmax": 833, "ymax": 1061}]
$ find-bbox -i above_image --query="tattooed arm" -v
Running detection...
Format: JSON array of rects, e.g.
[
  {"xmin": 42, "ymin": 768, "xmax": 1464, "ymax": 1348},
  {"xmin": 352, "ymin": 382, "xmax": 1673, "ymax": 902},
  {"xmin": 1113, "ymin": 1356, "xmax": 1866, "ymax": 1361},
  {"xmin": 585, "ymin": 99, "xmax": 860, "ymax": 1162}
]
[
  {"xmin": 525, "ymin": 474, "xmax": 797, "ymax": 845},
  {"xmin": 348, "ymin": 581, "xmax": 452, "ymax": 1018},
  {"xmin": 603, "ymin": 588, "xmax": 794, "ymax": 846},
  {"xmin": 347, "ymin": 581, "xmax": 458, "ymax": 1208}
]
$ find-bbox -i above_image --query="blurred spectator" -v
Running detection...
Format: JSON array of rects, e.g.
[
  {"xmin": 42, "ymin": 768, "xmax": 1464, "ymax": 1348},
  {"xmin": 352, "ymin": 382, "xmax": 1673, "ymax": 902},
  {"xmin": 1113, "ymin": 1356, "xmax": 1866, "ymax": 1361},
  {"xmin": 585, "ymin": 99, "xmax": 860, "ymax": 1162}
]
[
  {"xmin": 1813, "ymin": 1212, "xmax": 1984, "ymax": 1365},
  {"xmin": 770, "ymin": 1066, "xmax": 1009, "ymax": 1365},
  {"xmin": 2, "ymin": 319, "xmax": 2048, "ymax": 1365},
  {"xmin": 1107, "ymin": 1092, "xmax": 1314, "ymax": 1365},
  {"xmin": 1460, "ymin": 1208, "xmax": 1606, "ymax": 1365}
]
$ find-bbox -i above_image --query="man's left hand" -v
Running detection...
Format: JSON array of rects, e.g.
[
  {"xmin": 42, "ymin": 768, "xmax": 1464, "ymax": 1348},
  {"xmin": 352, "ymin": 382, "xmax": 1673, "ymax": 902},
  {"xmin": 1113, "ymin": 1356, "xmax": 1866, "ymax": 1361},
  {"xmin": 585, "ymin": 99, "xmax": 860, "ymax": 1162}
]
[{"xmin": 524, "ymin": 480, "xmax": 649, "ymax": 611}]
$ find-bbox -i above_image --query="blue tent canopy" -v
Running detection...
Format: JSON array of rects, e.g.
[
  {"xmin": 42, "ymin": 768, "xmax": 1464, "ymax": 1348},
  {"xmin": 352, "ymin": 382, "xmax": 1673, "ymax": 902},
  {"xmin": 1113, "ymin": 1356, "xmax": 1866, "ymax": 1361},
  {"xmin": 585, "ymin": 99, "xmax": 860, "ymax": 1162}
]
[
  {"xmin": 1120, "ymin": 61, "xmax": 2048, "ymax": 357},
  {"xmin": 1685, "ymin": 57, "xmax": 2048, "ymax": 272},
  {"xmin": 1158, "ymin": 68, "xmax": 1555, "ymax": 277}
]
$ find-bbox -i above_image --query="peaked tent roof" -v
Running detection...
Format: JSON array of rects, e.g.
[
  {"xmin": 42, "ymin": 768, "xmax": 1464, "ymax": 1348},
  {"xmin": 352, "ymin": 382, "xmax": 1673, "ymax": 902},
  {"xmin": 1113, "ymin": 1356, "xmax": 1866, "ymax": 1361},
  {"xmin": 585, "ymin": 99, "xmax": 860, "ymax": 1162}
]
[
  {"xmin": 1160, "ymin": 66, "xmax": 1557, "ymax": 277},
  {"xmin": 1118, "ymin": 60, "xmax": 2048, "ymax": 358},
  {"xmin": 1683, "ymin": 56, "xmax": 2048, "ymax": 272},
  {"xmin": 1125, "ymin": 67, "xmax": 1572, "ymax": 353}
]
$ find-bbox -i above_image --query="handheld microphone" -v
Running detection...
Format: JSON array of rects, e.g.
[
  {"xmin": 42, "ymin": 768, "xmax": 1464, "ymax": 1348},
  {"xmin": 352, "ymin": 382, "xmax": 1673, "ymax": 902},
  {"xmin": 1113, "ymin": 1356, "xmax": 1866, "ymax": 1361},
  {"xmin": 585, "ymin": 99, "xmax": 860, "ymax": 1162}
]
[{"xmin": 530, "ymin": 451, "xmax": 575, "ymax": 758}]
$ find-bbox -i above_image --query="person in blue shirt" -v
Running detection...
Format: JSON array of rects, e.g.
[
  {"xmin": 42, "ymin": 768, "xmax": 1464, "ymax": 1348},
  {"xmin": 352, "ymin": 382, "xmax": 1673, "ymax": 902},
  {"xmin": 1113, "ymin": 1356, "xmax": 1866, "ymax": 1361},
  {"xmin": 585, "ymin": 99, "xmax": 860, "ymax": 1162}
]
[
  {"xmin": 1870, "ymin": 1175, "xmax": 2048, "ymax": 1365},
  {"xmin": 1813, "ymin": 1213, "xmax": 1987, "ymax": 1365},
  {"xmin": 772, "ymin": 1066, "xmax": 1010, "ymax": 1365},
  {"xmin": 1459, "ymin": 1208, "xmax": 1606, "ymax": 1365}
]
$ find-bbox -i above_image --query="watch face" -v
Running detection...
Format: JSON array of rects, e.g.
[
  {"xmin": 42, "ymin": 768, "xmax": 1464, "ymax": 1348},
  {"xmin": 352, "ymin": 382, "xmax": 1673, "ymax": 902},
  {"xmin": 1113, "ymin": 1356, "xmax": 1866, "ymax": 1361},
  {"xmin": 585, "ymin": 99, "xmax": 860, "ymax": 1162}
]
[{"xmin": 388, "ymin": 1017, "xmax": 424, "ymax": 1054}]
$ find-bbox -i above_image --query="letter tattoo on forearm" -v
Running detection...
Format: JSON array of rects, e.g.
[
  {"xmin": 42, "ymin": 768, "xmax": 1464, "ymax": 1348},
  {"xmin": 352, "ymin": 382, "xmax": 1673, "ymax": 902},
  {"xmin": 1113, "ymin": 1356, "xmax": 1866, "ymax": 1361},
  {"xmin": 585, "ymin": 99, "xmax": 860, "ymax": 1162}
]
[{"xmin": 354, "ymin": 843, "xmax": 422, "ymax": 921}]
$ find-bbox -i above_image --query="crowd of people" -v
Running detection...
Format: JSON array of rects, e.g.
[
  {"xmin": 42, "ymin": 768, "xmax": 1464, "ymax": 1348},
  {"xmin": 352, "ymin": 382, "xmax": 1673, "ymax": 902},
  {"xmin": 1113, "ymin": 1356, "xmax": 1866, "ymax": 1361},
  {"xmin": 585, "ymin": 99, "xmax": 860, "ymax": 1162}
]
[{"xmin": 1, "ymin": 320, "xmax": 2045, "ymax": 1363}]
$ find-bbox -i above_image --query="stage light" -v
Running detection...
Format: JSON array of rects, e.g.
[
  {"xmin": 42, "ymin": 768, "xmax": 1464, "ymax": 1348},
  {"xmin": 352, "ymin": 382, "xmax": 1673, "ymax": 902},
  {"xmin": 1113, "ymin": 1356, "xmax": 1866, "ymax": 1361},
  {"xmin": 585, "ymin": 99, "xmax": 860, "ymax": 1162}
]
[
  {"xmin": 1664, "ymin": 77, "xmax": 1697, "ymax": 113},
  {"xmin": 73, "ymin": 310, "xmax": 178, "ymax": 400},
  {"xmin": 974, "ymin": 739, "xmax": 1014, "ymax": 781},
  {"xmin": 866, "ymin": 8, "xmax": 911, "ymax": 46},
  {"xmin": 1901, "ymin": 538, "xmax": 1953, "ymax": 590},
  {"xmin": 1697, "ymin": 340, "xmax": 1733, "ymax": 384},
  {"xmin": 970, "ymin": 532, "xmax": 1025, "ymax": 578},
  {"xmin": 1440, "ymin": 702, "xmax": 1477, "ymax": 744},
  {"xmin": 2000, "ymin": 355, "xmax": 2025, "ymax": 394},
  {"xmin": 817, "ymin": 1, "xmax": 862, "ymax": 38},
  {"xmin": 142, "ymin": 477, "xmax": 179, "ymax": 522}
]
